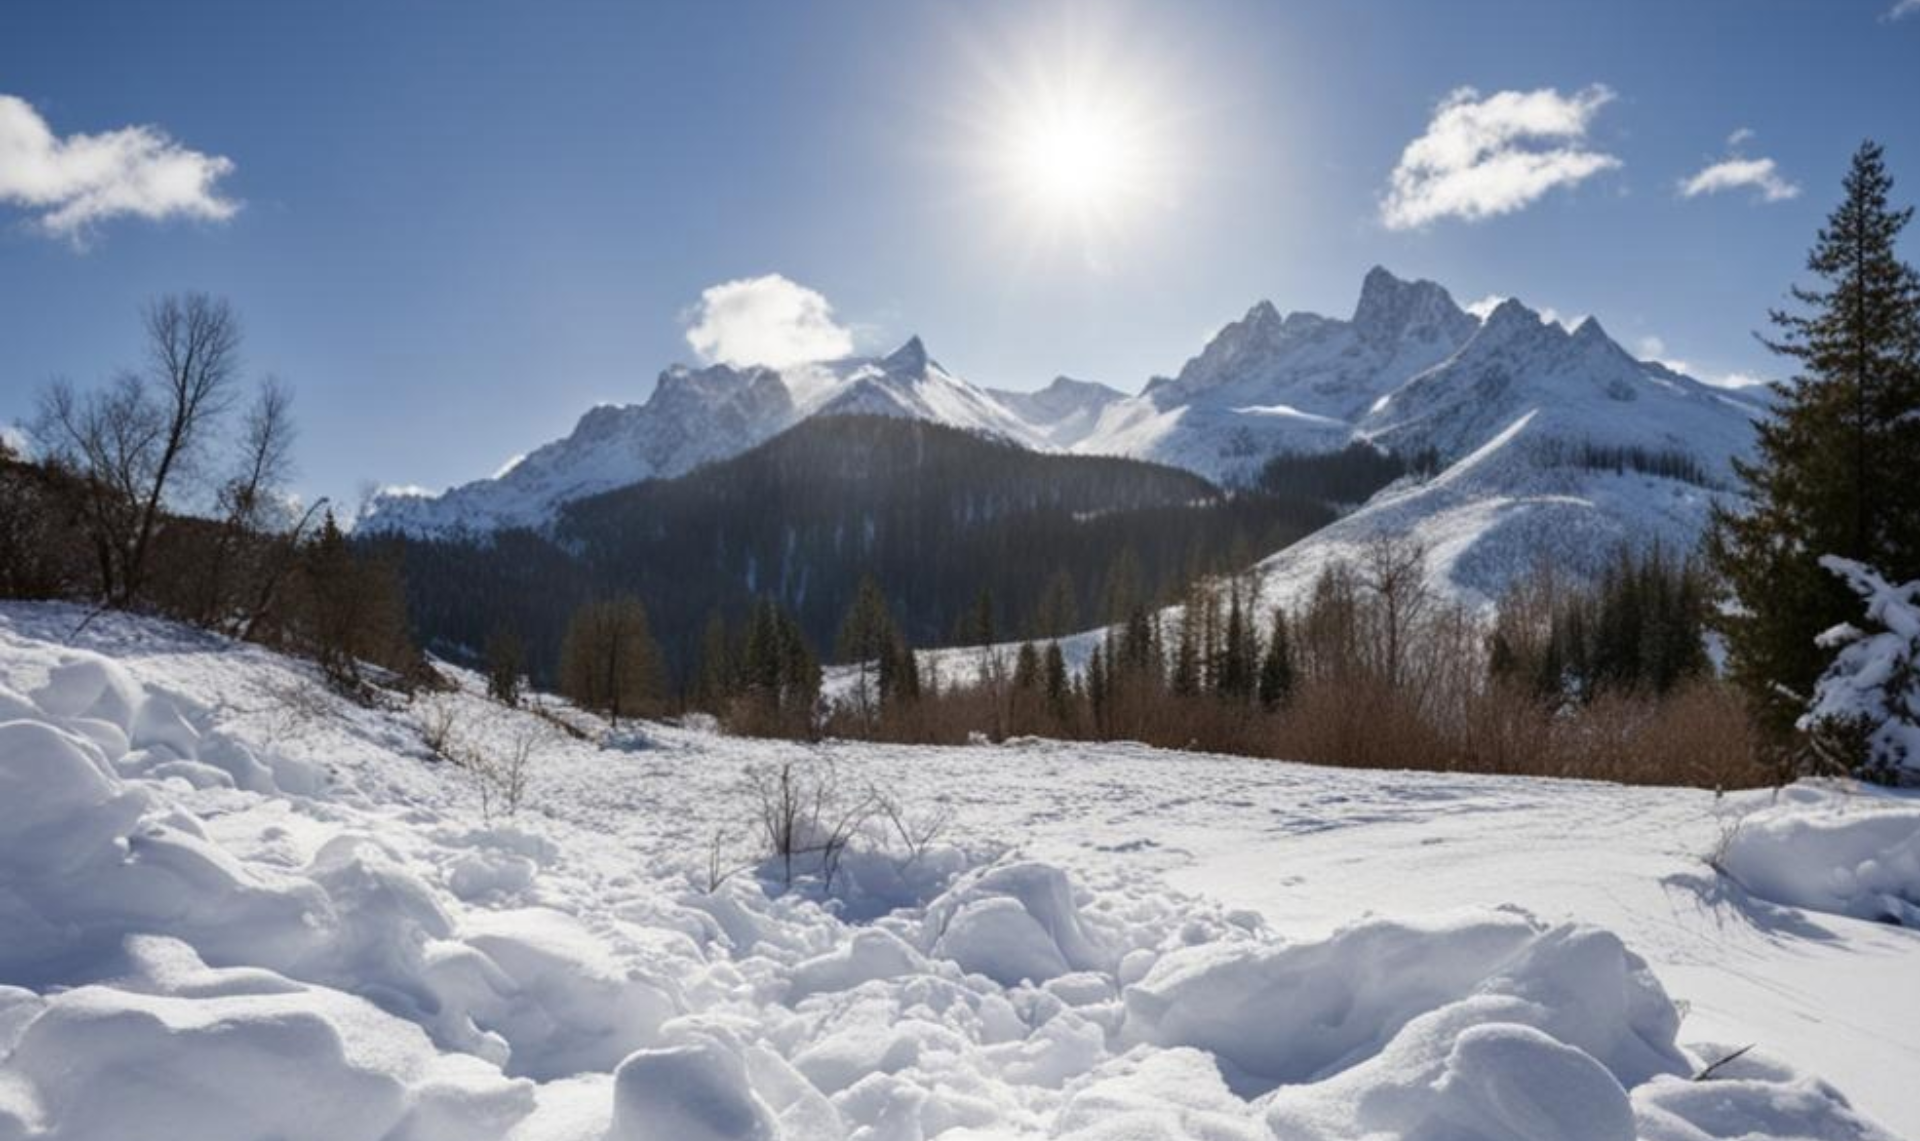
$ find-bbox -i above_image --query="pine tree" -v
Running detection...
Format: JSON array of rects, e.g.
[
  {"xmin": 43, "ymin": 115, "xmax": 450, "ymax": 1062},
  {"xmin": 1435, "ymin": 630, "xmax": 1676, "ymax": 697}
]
[
  {"xmin": 1043, "ymin": 640, "xmax": 1069, "ymax": 716},
  {"xmin": 693, "ymin": 608, "xmax": 735, "ymax": 713},
  {"xmin": 1710, "ymin": 141, "xmax": 1920, "ymax": 741},
  {"xmin": 1219, "ymin": 588, "xmax": 1255, "ymax": 701},
  {"xmin": 1171, "ymin": 609, "xmax": 1201, "ymax": 697},
  {"xmin": 1258, "ymin": 608, "xmax": 1295, "ymax": 711},
  {"xmin": 485, "ymin": 625, "xmax": 524, "ymax": 706},
  {"xmin": 838, "ymin": 575, "xmax": 897, "ymax": 723},
  {"xmin": 1036, "ymin": 569, "xmax": 1079, "ymax": 638}
]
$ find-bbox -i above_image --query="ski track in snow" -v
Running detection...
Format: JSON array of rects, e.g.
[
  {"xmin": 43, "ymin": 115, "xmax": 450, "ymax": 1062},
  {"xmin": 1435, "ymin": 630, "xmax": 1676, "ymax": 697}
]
[{"xmin": 1, "ymin": 601, "xmax": 1916, "ymax": 1140}]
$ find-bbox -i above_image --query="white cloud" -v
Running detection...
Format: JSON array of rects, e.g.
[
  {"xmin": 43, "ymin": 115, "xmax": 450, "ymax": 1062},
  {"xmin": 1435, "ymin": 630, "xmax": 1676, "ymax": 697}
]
[
  {"xmin": 0, "ymin": 94, "xmax": 238, "ymax": 243},
  {"xmin": 1, "ymin": 423, "xmax": 30, "ymax": 458},
  {"xmin": 1888, "ymin": 0, "xmax": 1920, "ymax": 20},
  {"xmin": 1381, "ymin": 85, "xmax": 1621, "ymax": 230},
  {"xmin": 1680, "ymin": 156, "xmax": 1800, "ymax": 203},
  {"xmin": 1726, "ymin": 127, "xmax": 1756, "ymax": 148},
  {"xmin": 684, "ymin": 274, "xmax": 855, "ymax": 370}
]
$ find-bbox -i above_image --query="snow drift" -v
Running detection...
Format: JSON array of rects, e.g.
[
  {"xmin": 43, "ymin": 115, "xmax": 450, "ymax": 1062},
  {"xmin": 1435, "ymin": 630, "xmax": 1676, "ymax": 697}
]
[{"xmin": 0, "ymin": 604, "xmax": 1904, "ymax": 1140}]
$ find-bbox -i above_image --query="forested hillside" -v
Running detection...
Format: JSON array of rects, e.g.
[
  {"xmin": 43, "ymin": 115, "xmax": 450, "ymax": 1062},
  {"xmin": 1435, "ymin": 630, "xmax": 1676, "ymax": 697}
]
[{"xmin": 386, "ymin": 415, "xmax": 1341, "ymax": 683}]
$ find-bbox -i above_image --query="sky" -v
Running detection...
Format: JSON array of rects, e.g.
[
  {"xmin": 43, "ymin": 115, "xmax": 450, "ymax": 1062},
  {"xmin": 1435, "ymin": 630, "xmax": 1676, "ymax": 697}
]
[{"xmin": 2, "ymin": 0, "xmax": 1917, "ymax": 511}]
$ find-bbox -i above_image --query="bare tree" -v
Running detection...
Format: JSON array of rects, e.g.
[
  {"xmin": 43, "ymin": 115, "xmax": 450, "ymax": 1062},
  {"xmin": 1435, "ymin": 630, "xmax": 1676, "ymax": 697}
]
[
  {"xmin": 1358, "ymin": 534, "xmax": 1433, "ymax": 690},
  {"xmin": 203, "ymin": 379, "xmax": 297, "ymax": 628},
  {"xmin": 33, "ymin": 293, "xmax": 243, "ymax": 606}
]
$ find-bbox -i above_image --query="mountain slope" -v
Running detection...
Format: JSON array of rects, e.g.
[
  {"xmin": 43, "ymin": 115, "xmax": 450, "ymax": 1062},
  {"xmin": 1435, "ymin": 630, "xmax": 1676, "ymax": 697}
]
[
  {"xmin": 389, "ymin": 416, "xmax": 1334, "ymax": 679},
  {"xmin": 358, "ymin": 337, "xmax": 1039, "ymax": 538},
  {"xmin": 1247, "ymin": 298, "xmax": 1768, "ymax": 608}
]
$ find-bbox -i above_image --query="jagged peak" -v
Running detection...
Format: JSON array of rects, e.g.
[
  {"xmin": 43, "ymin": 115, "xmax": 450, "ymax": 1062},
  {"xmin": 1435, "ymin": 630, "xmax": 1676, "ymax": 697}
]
[
  {"xmin": 883, "ymin": 335, "xmax": 931, "ymax": 374},
  {"xmin": 1480, "ymin": 296, "xmax": 1550, "ymax": 335},
  {"xmin": 1352, "ymin": 265, "xmax": 1468, "ymax": 342}
]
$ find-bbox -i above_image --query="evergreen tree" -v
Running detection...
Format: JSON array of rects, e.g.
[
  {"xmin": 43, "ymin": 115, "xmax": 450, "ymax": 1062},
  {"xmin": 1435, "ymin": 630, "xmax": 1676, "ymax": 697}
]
[
  {"xmin": 1013, "ymin": 641, "xmax": 1041, "ymax": 691},
  {"xmin": 485, "ymin": 625, "xmax": 525, "ymax": 706},
  {"xmin": 880, "ymin": 633, "xmax": 920, "ymax": 703},
  {"xmin": 1171, "ymin": 609, "xmax": 1202, "ymax": 697},
  {"xmin": 1043, "ymin": 640, "xmax": 1069, "ymax": 716},
  {"xmin": 1258, "ymin": 608, "xmax": 1296, "ymax": 711},
  {"xmin": 1710, "ymin": 141, "xmax": 1920, "ymax": 741},
  {"xmin": 693, "ymin": 608, "xmax": 736, "ymax": 713},
  {"xmin": 1036, "ymin": 569, "xmax": 1079, "ymax": 638},
  {"xmin": 1218, "ymin": 588, "xmax": 1255, "ymax": 701},
  {"xmin": 837, "ymin": 575, "xmax": 898, "ymax": 723}
]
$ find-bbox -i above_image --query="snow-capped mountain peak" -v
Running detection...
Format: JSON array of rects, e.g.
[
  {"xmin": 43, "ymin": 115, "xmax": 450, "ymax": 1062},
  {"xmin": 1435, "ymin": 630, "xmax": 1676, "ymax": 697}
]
[
  {"xmin": 882, "ymin": 334, "xmax": 933, "ymax": 374},
  {"xmin": 1351, "ymin": 265, "xmax": 1478, "ymax": 349}
]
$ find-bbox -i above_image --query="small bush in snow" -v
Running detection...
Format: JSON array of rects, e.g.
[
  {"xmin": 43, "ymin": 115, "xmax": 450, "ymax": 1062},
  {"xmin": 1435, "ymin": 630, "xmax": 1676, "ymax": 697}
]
[
  {"xmin": 1801, "ymin": 556, "xmax": 1920, "ymax": 785},
  {"xmin": 746, "ymin": 758, "xmax": 877, "ymax": 890}
]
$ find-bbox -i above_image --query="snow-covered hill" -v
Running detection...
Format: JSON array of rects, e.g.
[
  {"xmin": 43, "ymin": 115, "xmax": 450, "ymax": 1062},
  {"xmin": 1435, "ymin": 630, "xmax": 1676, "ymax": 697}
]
[
  {"xmin": 358, "ymin": 338, "xmax": 1041, "ymax": 538},
  {"xmin": 2, "ymin": 602, "xmax": 1916, "ymax": 1140},
  {"xmin": 1246, "ymin": 298, "xmax": 1768, "ymax": 609}
]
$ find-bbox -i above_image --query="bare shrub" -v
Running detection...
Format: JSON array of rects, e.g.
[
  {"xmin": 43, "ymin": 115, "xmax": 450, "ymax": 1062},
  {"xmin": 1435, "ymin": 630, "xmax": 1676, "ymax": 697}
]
[
  {"xmin": 418, "ymin": 696, "xmax": 459, "ymax": 760},
  {"xmin": 463, "ymin": 723, "xmax": 546, "ymax": 823},
  {"xmin": 874, "ymin": 792, "xmax": 955, "ymax": 867},
  {"xmin": 747, "ymin": 758, "xmax": 878, "ymax": 890}
]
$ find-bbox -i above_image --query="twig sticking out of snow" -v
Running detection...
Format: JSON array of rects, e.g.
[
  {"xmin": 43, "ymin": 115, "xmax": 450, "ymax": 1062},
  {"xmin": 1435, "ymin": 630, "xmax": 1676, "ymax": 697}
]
[{"xmin": 1692, "ymin": 1043, "xmax": 1756, "ymax": 1082}]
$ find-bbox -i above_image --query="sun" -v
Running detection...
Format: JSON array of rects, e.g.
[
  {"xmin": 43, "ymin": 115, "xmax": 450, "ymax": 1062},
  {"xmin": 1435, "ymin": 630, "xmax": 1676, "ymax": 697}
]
[
  {"xmin": 1006, "ymin": 92, "xmax": 1145, "ymax": 220},
  {"xmin": 946, "ymin": 8, "xmax": 1191, "ymax": 265}
]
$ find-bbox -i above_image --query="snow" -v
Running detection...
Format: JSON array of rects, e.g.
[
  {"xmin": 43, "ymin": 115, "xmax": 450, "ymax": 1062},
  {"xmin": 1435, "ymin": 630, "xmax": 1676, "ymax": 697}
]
[
  {"xmin": 1719, "ymin": 783, "xmax": 1920, "ymax": 926},
  {"xmin": 2, "ymin": 601, "xmax": 1915, "ymax": 1139},
  {"xmin": 1802, "ymin": 556, "xmax": 1920, "ymax": 783}
]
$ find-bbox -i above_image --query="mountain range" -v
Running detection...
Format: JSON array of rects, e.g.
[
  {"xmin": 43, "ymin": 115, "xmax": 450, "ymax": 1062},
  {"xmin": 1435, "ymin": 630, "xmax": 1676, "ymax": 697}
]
[{"xmin": 360, "ymin": 266, "xmax": 1768, "ymax": 606}]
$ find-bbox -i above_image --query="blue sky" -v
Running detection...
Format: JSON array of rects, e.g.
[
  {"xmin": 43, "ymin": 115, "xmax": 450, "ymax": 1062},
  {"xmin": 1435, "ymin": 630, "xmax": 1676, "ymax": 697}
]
[{"xmin": 2, "ymin": 0, "xmax": 1917, "ymax": 510}]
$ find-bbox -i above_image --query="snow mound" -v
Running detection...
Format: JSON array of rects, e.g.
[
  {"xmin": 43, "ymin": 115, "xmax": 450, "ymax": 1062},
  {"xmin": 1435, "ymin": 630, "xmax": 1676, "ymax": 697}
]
[
  {"xmin": 610, "ymin": 1034, "xmax": 778, "ymax": 1141},
  {"xmin": 926, "ymin": 860, "xmax": 1115, "ymax": 985},
  {"xmin": 0, "ymin": 936, "xmax": 530, "ymax": 1141},
  {"xmin": 1720, "ymin": 783, "xmax": 1920, "ymax": 926}
]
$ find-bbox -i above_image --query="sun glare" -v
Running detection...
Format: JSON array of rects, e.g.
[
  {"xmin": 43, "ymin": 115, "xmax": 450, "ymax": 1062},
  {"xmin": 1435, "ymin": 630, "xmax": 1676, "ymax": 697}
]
[
  {"xmin": 949, "ymin": 7, "xmax": 1192, "ymax": 266},
  {"xmin": 1008, "ymin": 92, "xmax": 1146, "ymax": 219}
]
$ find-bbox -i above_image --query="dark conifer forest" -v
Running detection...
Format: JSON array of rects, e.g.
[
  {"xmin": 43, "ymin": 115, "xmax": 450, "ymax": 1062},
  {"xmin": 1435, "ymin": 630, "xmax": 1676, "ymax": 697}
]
[{"xmin": 385, "ymin": 415, "xmax": 1344, "ymax": 686}]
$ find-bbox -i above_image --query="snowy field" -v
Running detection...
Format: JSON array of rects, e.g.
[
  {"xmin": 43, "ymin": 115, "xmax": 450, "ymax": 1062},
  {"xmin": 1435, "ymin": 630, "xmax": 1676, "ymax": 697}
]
[{"xmin": 2, "ymin": 601, "xmax": 1918, "ymax": 1141}]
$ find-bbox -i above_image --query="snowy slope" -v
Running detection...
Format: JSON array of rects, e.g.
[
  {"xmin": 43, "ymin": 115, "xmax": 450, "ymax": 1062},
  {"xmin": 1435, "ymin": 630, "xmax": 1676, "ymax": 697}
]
[
  {"xmin": 358, "ymin": 338, "xmax": 1040, "ymax": 539},
  {"xmin": 1247, "ymin": 300, "xmax": 1769, "ymax": 610},
  {"xmin": 3, "ymin": 601, "xmax": 1916, "ymax": 1140},
  {"xmin": 985, "ymin": 376, "xmax": 1127, "ymax": 449}
]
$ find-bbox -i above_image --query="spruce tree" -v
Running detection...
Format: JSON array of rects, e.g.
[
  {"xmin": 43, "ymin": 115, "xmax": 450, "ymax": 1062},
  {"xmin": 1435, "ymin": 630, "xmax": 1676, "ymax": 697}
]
[
  {"xmin": 1258, "ymin": 608, "xmax": 1296, "ymax": 711},
  {"xmin": 837, "ymin": 576, "xmax": 897, "ymax": 723},
  {"xmin": 1043, "ymin": 641, "xmax": 1069, "ymax": 716},
  {"xmin": 1710, "ymin": 141, "xmax": 1920, "ymax": 742},
  {"xmin": 1013, "ymin": 641, "xmax": 1041, "ymax": 691},
  {"xmin": 485, "ymin": 625, "xmax": 524, "ymax": 706},
  {"xmin": 693, "ymin": 609, "xmax": 735, "ymax": 713}
]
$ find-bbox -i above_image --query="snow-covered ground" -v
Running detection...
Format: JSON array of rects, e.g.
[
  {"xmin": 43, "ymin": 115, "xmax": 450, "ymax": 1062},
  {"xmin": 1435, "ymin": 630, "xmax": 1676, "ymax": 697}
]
[{"xmin": 3, "ymin": 601, "xmax": 1917, "ymax": 1140}]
